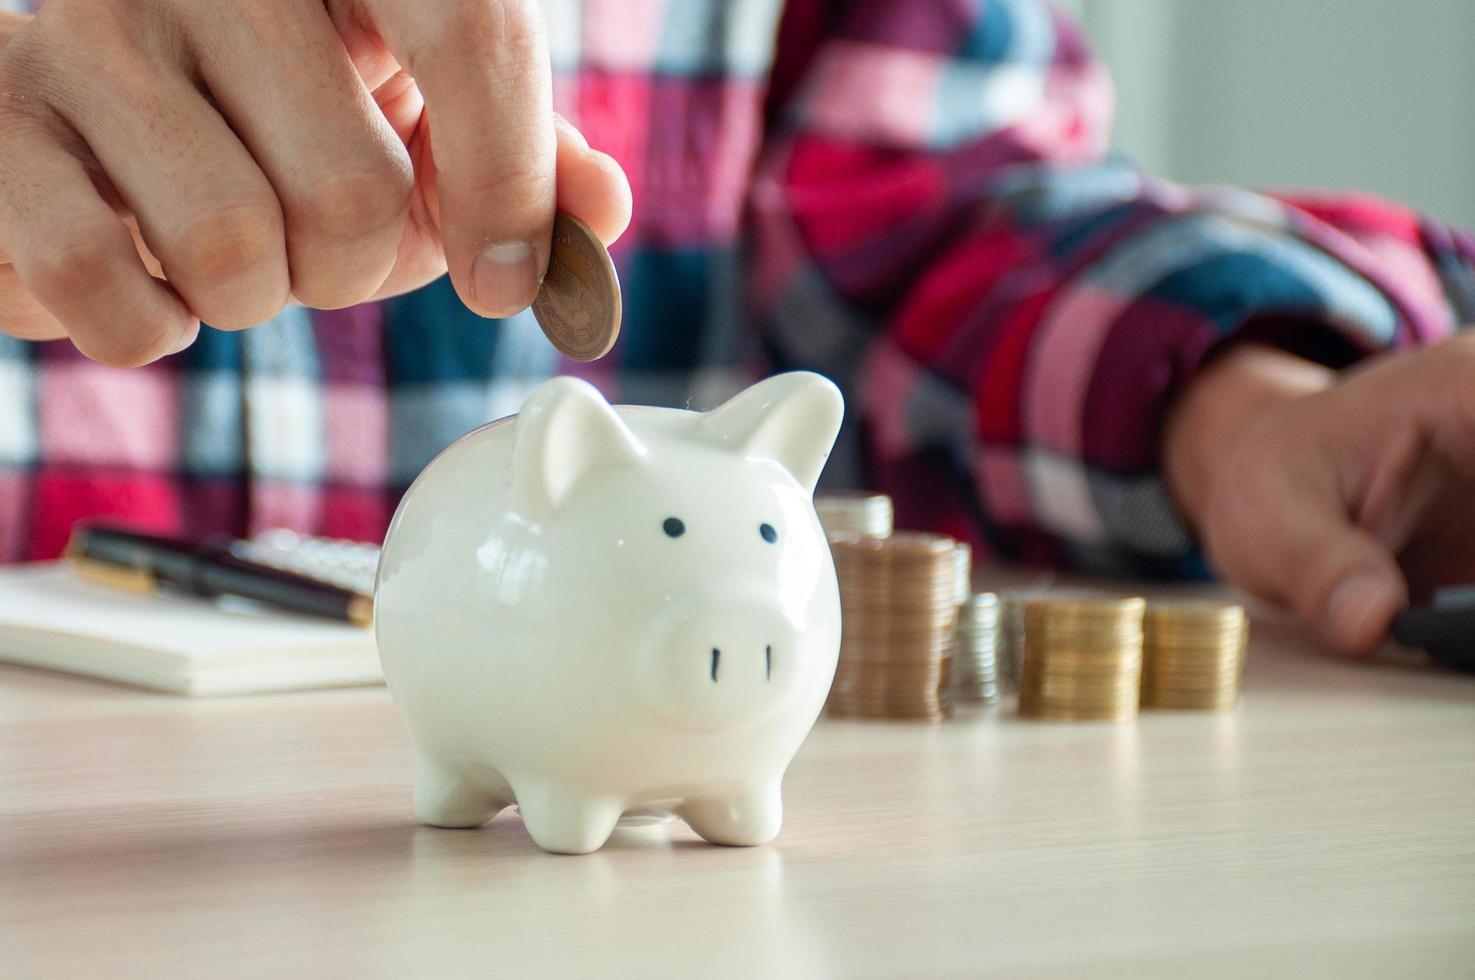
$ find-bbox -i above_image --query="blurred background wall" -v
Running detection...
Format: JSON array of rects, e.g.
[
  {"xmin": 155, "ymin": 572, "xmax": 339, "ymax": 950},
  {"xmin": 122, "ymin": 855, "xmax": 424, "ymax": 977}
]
[{"xmin": 1063, "ymin": 0, "xmax": 1475, "ymax": 227}]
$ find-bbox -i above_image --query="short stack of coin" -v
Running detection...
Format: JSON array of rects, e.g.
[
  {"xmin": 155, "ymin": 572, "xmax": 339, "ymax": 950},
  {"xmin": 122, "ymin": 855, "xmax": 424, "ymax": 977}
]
[
  {"xmin": 1018, "ymin": 596, "xmax": 1145, "ymax": 722},
  {"xmin": 815, "ymin": 492, "xmax": 894, "ymax": 539},
  {"xmin": 1141, "ymin": 600, "xmax": 1248, "ymax": 710},
  {"xmin": 826, "ymin": 533, "xmax": 959, "ymax": 722},
  {"xmin": 996, "ymin": 589, "xmax": 1042, "ymax": 694},
  {"xmin": 950, "ymin": 592, "xmax": 1001, "ymax": 704}
]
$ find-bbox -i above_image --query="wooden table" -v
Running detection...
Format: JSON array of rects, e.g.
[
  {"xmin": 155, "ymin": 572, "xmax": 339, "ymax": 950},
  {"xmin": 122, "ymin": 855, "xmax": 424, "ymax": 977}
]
[{"xmin": 3, "ymin": 603, "xmax": 1473, "ymax": 978}]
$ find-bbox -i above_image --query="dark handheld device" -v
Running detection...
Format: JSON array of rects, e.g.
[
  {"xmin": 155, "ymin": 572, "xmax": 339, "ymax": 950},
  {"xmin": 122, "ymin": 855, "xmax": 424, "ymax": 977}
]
[{"xmin": 1392, "ymin": 589, "xmax": 1475, "ymax": 674}]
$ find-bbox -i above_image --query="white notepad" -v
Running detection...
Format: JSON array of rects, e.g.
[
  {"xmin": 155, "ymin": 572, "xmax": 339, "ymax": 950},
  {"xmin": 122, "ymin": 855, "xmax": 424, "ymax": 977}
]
[{"xmin": 0, "ymin": 562, "xmax": 382, "ymax": 696}]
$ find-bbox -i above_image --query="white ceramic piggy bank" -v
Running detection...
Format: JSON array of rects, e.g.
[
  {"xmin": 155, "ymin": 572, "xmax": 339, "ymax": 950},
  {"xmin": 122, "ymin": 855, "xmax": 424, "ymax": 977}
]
[{"xmin": 374, "ymin": 372, "xmax": 844, "ymax": 854}]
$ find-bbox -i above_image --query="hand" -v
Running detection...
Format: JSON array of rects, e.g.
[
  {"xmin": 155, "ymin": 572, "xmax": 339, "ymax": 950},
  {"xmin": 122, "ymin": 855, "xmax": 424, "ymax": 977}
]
[
  {"xmin": 0, "ymin": 1, "xmax": 632, "ymax": 365},
  {"xmin": 1164, "ymin": 336, "xmax": 1475, "ymax": 655}
]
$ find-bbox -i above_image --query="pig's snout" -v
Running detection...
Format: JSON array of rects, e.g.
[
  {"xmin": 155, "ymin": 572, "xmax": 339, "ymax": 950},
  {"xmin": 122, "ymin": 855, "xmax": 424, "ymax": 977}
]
[{"xmin": 638, "ymin": 590, "xmax": 807, "ymax": 732}]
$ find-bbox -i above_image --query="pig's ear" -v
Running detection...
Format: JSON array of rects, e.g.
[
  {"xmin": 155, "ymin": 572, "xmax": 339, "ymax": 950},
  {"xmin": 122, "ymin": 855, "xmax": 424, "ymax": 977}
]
[
  {"xmin": 512, "ymin": 377, "xmax": 646, "ymax": 515},
  {"xmin": 701, "ymin": 372, "xmax": 844, "ymax": 493}
]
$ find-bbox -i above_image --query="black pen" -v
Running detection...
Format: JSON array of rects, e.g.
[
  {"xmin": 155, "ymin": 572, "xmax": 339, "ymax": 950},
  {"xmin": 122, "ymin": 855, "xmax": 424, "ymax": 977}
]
[{"xmin": 64, "ymin": 523, "xmax": 374, "ymax": 627}]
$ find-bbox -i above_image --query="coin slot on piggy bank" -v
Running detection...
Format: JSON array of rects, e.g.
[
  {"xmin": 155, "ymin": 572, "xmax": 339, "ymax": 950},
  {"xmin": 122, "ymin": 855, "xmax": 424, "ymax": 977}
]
[{"xmin": 374, "ymin": 372, "xmax": 844, "ymax": 854}]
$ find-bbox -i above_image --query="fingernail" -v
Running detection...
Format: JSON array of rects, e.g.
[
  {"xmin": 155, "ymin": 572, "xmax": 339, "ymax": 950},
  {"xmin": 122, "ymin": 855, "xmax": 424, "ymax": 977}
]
[
  {"xmin": 472, "ymin": 242, "xmax": 538, "ymax": 318},
  {"xmin": 591, "ymin": 150, "xmax": 625, "ymax": 175},
  {"xmin": 553, "ymin": 115, "xmax": 591, "ymax": 150},
  {"xmin": 1327, "ymin": 571, "xmax": 1399, "ymax": 651}
]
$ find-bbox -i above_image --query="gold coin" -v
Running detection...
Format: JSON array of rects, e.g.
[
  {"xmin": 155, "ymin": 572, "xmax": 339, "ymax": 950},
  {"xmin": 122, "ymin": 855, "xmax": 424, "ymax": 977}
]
[
  {"xmin": 831, "ymin": 689, "xmax": 948, "ymax": 702},
  {"xmin": 1144, "ymin": 680, "xmax": 1241, "ymax": 694},
  {"xmin": 1145, "ymin": 643, "xmax": 1246, "ymax": 658},
  {"xmin": 1022, "ymin": 687, "xmax": 1142, "ymax": 706},
  {"xmin": 840, "ymin": 612, "xmax": 958, "ymax": 628},
  {"xmin": 1144, "ymin": 663, "xmax": 1241, "ymax": 676},
  {"xmin": 1021, "ymin": 673, "xmax": 1141, "ymax": 691},
  {"xmin": 828, "ymin": 696, "xmax": 947, "ymax": 710},
  {"xmin": 531, "ymin": 213, "xmax": 622, "ymax": 361},
  {"xmin": 835, "ymin": 565, "xmax": 960, "ymax": 581},
  {"xmin": 1144, "ymin": 658, "xmax": 1242, "ymax": 674},
  {"xmin": 833, "ymin": 663, "xmax": 950, "ymax": 678},
  {"xmin": 1027, "ymin": 631, "xmax": 1141, "ymax": 647},
  {"xmin": 1143, "ymin": 676, "xmax": 1241, "ymax": 689},
  {"xmin": 841, "ymin": 618, "xmax": 956, "ymax": 633},
  {"xmin": 1025, "ymin": 620, "xmax": 1145, "ymax": 635},
  {"xmin": 1144, "ymin": 651, "xmax": 1242, "ymax": 667},
  {"xmin": 833, "ymin": 668, "xmax": 948, "ymax": 682},
  {"xmin": 827, "ymin": 708, "xmax": 947, "ymax": 723},
  {"xmin": 830, "ymin": 532, "xmax": 958, "ymax": 561},
  {"xmin": 1026, "ymin": 596, "xmax": 1146, "ymax": 616},
  {"xmin": 1022, "ymin": 664, "xmax": 1142, "ymax": 683},
  {"xmin": 1144, "ymin": 629, "xmax": 1247, "ymax": 645},
  {"xmin": 1145, "ymin": 599, "xmax": 1247, "ymax": 624},
  {"xmin": 839, "ymin": 588, "xmax": 960, "ymax": 605},
  {"xmin": 826, "ymin": 692, "xmax": 945, "ymax": 708},
  {"xmin": 1022, "ymin": 668, "xmax": 1142, "ymax": 685},
  {"xmin": 838, "ymin": 652, "xmax": 953, "ymax": 667}
]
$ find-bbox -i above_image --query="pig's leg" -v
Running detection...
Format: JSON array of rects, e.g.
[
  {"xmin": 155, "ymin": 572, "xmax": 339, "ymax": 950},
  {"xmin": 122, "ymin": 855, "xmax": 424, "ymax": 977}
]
[
  {"xmin": 681, "ymin": 783, "xmax": 783, "ymax": 846},
  {"xmin": 512, "ymin": 780, "xmax": 622, "ymax": 855},
  {"xmin": 414, "ymin": 757, "xmax": 509, "ymax": 828}
]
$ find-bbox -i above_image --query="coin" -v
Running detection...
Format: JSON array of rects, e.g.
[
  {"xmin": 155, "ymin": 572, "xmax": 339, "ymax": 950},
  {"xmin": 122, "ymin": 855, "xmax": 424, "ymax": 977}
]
[
  {"xmin": 531, "ymin": 213, "xmax": 621, "ymax": 361},
  {"xmin": 1016, "ymin": 595, "xmax": 1146, "ymax": 723},
  {"xmin": 826, "ymin": 526, "xmax": 959, "ymax": 724},
  {"xmin": 1140, "ymin": 598, "xmax": 1248, "ymax": 711},
  {"xmin": 816, "ymin": 492, "xmax": 894, "ymax": 538},
  {"xmin": 950, "ymin": 591, "xmax": 1002, "ymax": 704}
]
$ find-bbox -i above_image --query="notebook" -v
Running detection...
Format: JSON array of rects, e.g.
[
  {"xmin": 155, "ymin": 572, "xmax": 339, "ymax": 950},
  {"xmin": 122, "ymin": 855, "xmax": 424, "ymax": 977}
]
[{"xmin": 0, "ymin": 562, "xmax": 382, "ymax": 696}]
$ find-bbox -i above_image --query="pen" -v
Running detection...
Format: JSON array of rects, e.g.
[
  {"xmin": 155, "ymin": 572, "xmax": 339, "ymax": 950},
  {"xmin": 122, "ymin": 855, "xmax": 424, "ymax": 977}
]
[{"xmin": 65, "ymin": 524, "xmax": 374, "ymax": 627}]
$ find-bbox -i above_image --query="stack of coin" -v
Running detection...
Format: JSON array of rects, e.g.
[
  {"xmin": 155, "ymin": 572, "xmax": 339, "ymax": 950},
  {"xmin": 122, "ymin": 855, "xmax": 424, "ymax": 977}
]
[
  {"xmin": 815, "ymin": 492, "xmax": 894, "ymax": 539},
  {"xmin": 953, "ymin": 541, "xmax": 973, "ymax": 604},
  {"xmin": 996, "ymin": 589, "xmax": 1041, "ymax": 694},
  {"xmin": 949, "ymin": 592, "xmax": 1001, "ymax": 704},
  {"xmin": 1141, "ymin": 600, "xmax": 1248, "ymax": 710},
  {"xmin": 1018, "ymin": 596, "xmax": 1145, "ymax": 722},
  {"xmin": 826, "ymin": 533, "xmax": 959, "ymax": 721}
]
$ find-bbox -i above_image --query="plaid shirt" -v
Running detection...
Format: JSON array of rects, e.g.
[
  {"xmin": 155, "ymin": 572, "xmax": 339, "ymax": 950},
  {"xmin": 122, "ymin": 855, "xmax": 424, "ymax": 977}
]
[{"xmin": 2, "ymin": 0, "xmax": 1472, "ymax": 573}]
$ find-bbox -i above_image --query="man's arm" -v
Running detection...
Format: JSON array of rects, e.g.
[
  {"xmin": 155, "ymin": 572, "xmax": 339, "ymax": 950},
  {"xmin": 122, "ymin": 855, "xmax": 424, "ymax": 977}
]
[{"xmin": 748, "ymin": 0, "xmax": 1475, "ymax": 651}]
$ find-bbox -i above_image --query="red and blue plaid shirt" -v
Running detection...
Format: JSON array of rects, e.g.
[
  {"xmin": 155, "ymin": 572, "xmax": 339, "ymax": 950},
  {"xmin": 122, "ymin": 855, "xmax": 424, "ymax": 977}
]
[{"xmin": 2, "ymin": 0, "xmax": 1472, "ymax": 575}]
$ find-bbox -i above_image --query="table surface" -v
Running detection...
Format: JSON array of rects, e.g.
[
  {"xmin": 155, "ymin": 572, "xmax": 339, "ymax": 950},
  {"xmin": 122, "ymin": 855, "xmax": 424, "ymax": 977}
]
[{"xmin": 3, "ymin": 586, "xmax": 1474, "ymax": 979}]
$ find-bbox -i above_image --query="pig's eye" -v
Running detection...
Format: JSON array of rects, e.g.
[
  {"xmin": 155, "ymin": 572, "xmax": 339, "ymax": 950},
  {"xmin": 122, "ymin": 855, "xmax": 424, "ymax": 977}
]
[
  {"xmin": 662, "ymin": 517, "xmax": 686, "ymax": 538},
  {"xmin": 759, "ymin": 523, "xmax": 778, "ymax": 544}
]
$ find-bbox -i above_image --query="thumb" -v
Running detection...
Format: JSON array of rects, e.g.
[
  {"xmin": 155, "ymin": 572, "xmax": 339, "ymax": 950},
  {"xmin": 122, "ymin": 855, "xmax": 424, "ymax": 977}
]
[{"xmin": 1212, "ymin": 479, "xmax": 1407, "ymax": 654}]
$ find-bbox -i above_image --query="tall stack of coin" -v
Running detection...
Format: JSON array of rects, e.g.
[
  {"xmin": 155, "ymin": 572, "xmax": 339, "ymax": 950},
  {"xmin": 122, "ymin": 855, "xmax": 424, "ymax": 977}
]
[
  {"xmin": 815, "ymin": 492, "xmax": 894, "ymax": 539},
  {"xmin": 1018, "ymin": 596, "xmax": 1145, "ymax": 722},
  {"xmin": 826, "ymin": 533, "xmax": 959, "ymax": 722},
  {"xmin": 949, "ymin": 592, "xmax": 1001, "ymax": 704},
  {"xmin": 1141, "ymin": 600, "xmax": 1248, "ymax": 710}
]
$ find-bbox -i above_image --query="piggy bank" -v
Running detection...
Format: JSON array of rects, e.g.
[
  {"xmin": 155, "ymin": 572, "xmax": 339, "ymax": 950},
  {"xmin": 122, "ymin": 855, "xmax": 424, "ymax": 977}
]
[{"xmin": 374, "ymin": 372, "xmax": 844, "ymax": 853}]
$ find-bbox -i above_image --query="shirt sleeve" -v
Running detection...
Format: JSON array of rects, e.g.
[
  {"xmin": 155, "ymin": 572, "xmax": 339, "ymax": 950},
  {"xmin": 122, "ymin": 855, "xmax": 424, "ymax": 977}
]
[{"xmin": 747, "ymin": 0, "xmax": 1475, "ymax": 577}]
